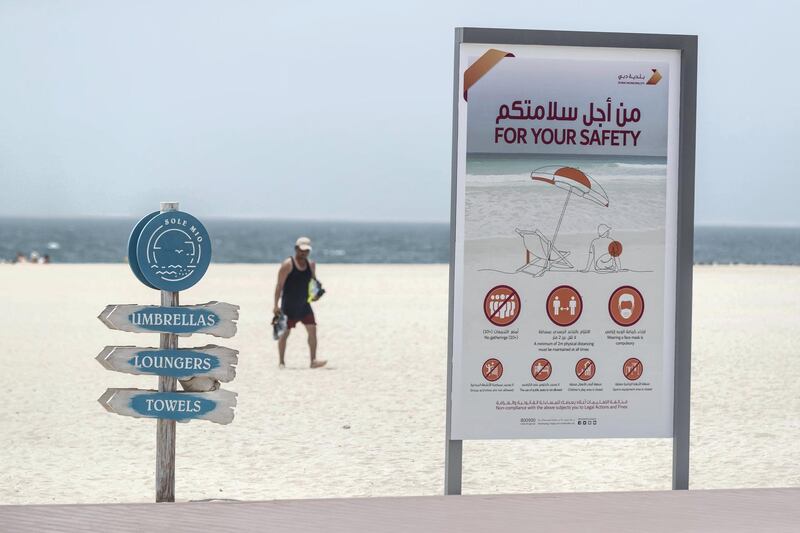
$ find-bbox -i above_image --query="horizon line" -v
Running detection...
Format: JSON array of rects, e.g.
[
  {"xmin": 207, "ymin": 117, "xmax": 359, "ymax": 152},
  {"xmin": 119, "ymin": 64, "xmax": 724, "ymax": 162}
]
[
  {"xmin": 0, "ymin": 214, "xmax": 451, "ymax": 224},
  {"xmin": 2, "ymin": 214, "xmax": 800, "ymax": 229}
]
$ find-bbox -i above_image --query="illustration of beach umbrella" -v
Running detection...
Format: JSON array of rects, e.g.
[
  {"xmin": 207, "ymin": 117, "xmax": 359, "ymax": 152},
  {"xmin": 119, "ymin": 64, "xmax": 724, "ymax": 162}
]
[{"xmin": 530, "ymin": 166, "xmax": 609, "ymax": 271}]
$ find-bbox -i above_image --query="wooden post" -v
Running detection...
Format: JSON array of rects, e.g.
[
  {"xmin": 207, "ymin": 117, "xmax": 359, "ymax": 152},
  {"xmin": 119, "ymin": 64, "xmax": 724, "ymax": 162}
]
[{"xmin": 156, "ymin": 201, "xmax": 179, "ymax": 503}]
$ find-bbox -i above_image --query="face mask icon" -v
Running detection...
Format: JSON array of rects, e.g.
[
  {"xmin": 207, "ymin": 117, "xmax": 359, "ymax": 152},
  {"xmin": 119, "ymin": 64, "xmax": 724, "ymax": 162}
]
[{"xmin": 618, "ymin": 293, "xmax": 635, "ymax": 320}]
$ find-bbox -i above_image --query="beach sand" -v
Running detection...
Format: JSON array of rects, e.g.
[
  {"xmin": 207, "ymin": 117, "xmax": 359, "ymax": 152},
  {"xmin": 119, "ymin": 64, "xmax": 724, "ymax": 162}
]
[{"xmin": 1, "ymin": 264, "xmax": 799, "ymax": 504}]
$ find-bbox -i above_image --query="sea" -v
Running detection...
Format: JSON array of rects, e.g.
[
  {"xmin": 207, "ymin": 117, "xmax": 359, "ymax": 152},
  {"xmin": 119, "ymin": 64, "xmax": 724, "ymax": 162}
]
[{"xmin": 0, "ymin": 218, "xmax": 799, "ymax": 265}]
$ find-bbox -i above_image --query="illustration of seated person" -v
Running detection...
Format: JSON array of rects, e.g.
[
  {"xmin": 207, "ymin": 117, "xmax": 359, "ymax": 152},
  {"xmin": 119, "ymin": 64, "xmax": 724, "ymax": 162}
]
[
  {"xmin": 581, "ymin": 224, "xmax": 622, "ymax": 273},
  {"xmin": 515, "ymin": 228, "xmax": 572, "ymax": 277}
]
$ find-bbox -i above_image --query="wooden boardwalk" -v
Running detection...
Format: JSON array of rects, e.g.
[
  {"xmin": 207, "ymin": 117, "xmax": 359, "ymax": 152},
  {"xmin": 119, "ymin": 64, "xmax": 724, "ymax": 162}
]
[{"xmin": 2, "ymin": 488, "xmax": 798, "ymax": 532}]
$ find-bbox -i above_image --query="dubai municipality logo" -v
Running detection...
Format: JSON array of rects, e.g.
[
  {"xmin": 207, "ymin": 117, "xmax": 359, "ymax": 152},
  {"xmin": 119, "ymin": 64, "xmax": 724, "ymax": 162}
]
[
  {"xmin": 646, "ymin": 69, "xmax": 662, "ymax": 85},
  {"xmin": 617, "ymin": 69, "xmax": 662, "ymax": 86}
]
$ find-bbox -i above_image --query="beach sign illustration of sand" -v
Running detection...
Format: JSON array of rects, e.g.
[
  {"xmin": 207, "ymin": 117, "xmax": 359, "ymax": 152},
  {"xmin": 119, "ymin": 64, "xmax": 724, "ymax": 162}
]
[
  {"xmin": 97, "ymin": 301, "xmax": 239, "ymax": 338},
  {"xmin": 96, "ymin": 345, "xmax": 238, "ymax": 381},
  {"xmin": 98, "ymin": 388, "xmax": 237, "ymax": 425},
  {"xmin": 98, "ymin": 202, "xmax": 240, "ymax": 502}
]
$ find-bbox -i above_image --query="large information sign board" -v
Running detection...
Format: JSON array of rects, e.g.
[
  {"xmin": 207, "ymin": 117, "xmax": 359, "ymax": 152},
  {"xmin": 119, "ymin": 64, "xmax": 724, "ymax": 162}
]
[{"xmin": 445, "ymin": 28, "xmax": 696, "ymax": 492}]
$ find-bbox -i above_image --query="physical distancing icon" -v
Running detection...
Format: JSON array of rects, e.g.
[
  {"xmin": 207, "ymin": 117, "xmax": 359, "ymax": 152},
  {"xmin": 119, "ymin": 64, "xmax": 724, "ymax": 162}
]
[
  {"xmin": 531, "ymin": 358, "xmax": 552, "ymax": 382},
  {"xmin": 623, "ymin": 357, "xmax": 643, "ymax": 381},
  {"xmin": 575, "ymin": 357, "xmax": 595, "ymax": 381},
  {"xmin": 609, "ymin": 286, "xmax": 644, "ymax": 326},
  {"xmin": 546, "ymin": 285, "xmax": 582, "ymax": 327},
  {"xmin": 483, "ymin": 285, "xmax": 521, "ymax": 327},
  {"xmin": 482, "ymin": 358, "xmax": 504, "ymax": 382}
]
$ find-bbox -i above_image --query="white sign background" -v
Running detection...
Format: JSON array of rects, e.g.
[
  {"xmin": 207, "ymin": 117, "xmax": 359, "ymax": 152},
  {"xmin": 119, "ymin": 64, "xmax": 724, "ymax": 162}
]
[{"xmin": 451, "ymin": 43, "xmax": 681, "ymax": 439}]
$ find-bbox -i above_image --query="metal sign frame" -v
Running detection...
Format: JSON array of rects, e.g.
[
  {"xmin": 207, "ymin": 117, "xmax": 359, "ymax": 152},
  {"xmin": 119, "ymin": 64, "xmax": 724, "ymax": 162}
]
[{"xmin": 445, "ymin": 27, "xmax": 697, "ymax": 495}]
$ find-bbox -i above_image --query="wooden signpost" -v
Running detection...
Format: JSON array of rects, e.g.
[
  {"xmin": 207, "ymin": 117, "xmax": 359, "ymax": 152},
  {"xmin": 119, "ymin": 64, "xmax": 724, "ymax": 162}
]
[{"xmin": 97, "ymin": 202, "xmax": 239, "ymax": 503}]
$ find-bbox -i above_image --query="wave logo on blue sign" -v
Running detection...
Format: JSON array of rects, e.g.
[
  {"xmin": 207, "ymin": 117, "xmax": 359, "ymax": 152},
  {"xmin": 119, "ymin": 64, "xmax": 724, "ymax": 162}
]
[{"xmin": 134, "ymin": 211, "xmax": 212, "ymax": 291}]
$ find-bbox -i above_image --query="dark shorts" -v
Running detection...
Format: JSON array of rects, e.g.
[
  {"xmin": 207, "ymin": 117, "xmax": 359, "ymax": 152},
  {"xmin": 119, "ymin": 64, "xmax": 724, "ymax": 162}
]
[{"xmin": 287, "ymin": 311, "xmax": 316, "ymax": 329}]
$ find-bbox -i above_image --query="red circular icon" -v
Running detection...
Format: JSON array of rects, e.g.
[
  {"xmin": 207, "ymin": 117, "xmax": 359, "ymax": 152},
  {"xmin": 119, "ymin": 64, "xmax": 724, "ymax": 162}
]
[
  {"xmin": 483, "ymin": 285, "xmax": 521, "ymax": 327},
  {"xmin": 531, "ymin": 358, "xmax": 552, "ymax": 382},
  {"xmin": 546, "ymin": 285, "xmax": 582, "ymax": 327},
  {"xmin": 609, "ymin": 286, "xmax": 644, "ymax": 327},
  {"xmin": 482, "ymin": 358, "xmax": 503, "ymax": 382},
  {"xmin": 623, "ymin": 358, "xmax": 643, "ymax": 381},
  {"xmin": 575, "ymin": 358, "xmax": 595, "ymax": 381},
  {"xmin": 608, "ymin": 240, "xmax": 623, "ymax": 257}
]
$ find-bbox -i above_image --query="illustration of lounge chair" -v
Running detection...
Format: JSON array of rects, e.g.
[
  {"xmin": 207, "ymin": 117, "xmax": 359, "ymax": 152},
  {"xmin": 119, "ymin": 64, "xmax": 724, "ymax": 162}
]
[{"xmin": 515, "ymin": 228, "xmax": 573, "ymax": 276}]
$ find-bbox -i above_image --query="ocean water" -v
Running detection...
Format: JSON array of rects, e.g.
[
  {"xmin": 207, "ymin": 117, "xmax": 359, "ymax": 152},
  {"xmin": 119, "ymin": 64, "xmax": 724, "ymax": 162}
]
[
  {"xmin": 0, "ymin": 218, "xmax": 450, "ymax": 264},
  {"xmin": 466, "ymin": 153, "xmax": 667, "ymax": 179},
  {"xmin": 693, "ymin": 226, "xmax": 800, "ymax": 265},
  {"xmin": 0, "ymin": 217, "xmax": 798, "ymax": 265}
]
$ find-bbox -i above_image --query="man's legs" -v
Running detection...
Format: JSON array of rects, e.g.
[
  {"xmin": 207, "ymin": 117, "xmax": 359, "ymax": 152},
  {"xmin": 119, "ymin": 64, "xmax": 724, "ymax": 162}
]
[
  {"xmin": 278, "ymin": 328, "xmax": 291, "ymax": 367},
  {"xmin": 304, "ymin": 324, "xmax": 326, "ymax": 368}
]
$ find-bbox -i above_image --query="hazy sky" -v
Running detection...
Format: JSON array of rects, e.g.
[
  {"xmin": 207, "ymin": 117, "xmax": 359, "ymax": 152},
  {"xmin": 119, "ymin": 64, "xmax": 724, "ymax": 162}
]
[{"xmin": 1, "ymin": 1, "xmax": 799, "ymax": 224}]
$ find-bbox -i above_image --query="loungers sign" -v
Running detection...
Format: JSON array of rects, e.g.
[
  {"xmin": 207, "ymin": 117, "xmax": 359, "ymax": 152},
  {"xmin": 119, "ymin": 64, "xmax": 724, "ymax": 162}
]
[{"xmin": 96, "ymin": 345, "xmax": 238, "ymax": 382}]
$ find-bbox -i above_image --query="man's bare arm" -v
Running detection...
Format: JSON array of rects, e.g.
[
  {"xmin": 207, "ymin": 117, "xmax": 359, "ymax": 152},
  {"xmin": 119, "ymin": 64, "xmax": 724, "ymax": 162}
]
[{"xmin": 273, "ymin": 260, "xmax": 291, "ymax": 314}]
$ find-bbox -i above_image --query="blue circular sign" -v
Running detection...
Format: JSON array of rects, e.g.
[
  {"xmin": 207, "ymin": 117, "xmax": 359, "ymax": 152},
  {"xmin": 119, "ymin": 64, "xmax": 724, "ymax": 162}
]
[
  {"xmin": 135, "ymin": 210, "xmax": 212, "ymax": 291},
  {"xmin": 128, "ymin": 211, "xmax": 159, "ymax": 289}
]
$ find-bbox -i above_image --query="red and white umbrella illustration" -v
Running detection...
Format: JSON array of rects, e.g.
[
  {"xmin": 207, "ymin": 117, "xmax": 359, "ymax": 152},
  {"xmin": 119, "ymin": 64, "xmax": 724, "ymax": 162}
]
[
  {"xmin": 529, "ymin": 166, "xmax": 609, "ymax": 272},
  {"xmin": 531, "ymin": 166, "xmax": 609, "ymax": 208}
]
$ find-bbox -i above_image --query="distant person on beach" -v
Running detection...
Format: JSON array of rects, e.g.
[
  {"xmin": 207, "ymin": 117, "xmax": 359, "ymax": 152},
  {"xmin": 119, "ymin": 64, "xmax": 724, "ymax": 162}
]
[
  {"xmin": 273, "ymin": 237, "xmax": 327, "ymax": 369},
  {"xmin": 13, "ymin": 252, "xmax": 26, "ymax": 264}
]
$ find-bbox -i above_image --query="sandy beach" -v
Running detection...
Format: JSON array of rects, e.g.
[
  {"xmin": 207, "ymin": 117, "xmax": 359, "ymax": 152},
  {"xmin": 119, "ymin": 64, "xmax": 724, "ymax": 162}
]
[{"xmin": 1, "ymin": 264, "xmax": 799, "ymax": 504}]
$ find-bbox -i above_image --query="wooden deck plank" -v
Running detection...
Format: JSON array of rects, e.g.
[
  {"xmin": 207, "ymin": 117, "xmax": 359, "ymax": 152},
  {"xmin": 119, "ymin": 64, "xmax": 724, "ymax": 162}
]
[{"xmin": 1, "ymin": 488, "xmax": 798, "ymax": 532}]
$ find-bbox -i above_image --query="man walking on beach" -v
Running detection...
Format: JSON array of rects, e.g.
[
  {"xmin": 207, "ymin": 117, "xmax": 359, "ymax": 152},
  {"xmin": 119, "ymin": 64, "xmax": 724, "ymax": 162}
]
[{"xmin": 273, "ymin": 237, "xmax": 327, "ymax": 369}]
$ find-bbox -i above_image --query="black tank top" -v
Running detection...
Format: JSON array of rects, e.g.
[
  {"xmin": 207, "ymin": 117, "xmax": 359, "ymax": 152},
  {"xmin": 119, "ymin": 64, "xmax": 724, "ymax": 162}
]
[{"xmin": 281, "ymin": 257, "xmax": 313, "ymax": 318}]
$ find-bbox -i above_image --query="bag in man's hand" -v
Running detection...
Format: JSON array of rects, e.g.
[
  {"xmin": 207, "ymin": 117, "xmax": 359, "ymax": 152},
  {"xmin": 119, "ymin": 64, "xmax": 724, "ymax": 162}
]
[
  {"xmin": 272, "ymin": 311, "xmax": 288, "ymax": 340},
  {"xmin": 308, "ymin": 278, "xmax": 325, "ymax": 302}
]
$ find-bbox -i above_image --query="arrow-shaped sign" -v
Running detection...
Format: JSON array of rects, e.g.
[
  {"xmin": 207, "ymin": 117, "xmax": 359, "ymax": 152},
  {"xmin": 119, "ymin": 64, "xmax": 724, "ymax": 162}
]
[
  {"xmin": 96, "ymin": 345, "xmax": 238, "ymax": 381},
  {"xmin": 98, "ymin": 388, "xmax": 237, "ymax": 425},
  {"xmin": 98, "ymin": 301, "xmax": 239, "ymax": 338}
]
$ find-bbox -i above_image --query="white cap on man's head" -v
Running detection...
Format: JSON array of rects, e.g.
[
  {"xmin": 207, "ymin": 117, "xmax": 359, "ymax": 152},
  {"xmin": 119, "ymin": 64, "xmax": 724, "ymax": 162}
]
[{"xmin": 295, "ymin": 237, "xmax": 312, "ymax": 251}]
